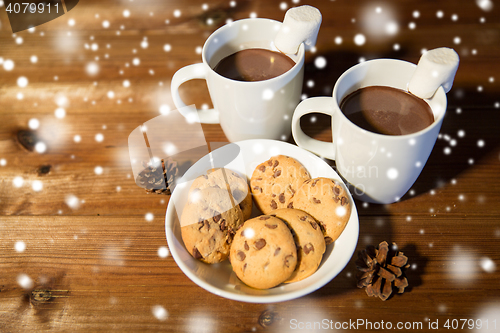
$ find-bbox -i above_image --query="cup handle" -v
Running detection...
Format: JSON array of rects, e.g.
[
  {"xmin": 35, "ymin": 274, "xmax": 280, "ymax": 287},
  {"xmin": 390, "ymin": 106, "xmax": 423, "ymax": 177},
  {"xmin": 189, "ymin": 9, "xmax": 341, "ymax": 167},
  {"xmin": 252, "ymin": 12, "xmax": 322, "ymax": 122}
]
[
  {"xmin": 291, "ymin": 97, "xmax": 336, "ymax": 160},
  {"xmin": 170, "ymin": 63, "xmax": 219, "ymax": 124}
]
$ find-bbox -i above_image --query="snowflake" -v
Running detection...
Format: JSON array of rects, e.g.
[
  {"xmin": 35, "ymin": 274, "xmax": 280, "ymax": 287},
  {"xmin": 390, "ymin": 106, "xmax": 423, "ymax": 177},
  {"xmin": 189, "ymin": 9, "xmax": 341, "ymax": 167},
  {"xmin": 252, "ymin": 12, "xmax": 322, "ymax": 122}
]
[
  {"xmin": 86, "ymin": 62, "xmax": 99, "ymax": 76},
  {"xmin": 314, "ymin": 56, "xmax": 327, "ymax": 69},
  {"xmin": 152, "ymin": 305, "xmax": 169, "ymax": 321},
  {"xmin": 13, "ymin": 177, "xmax": 24, "ymax": 188},
  {"xmin": 158, "ymin": 246, "xmax": 170, "ymax": 258},
  {"xmin": 17, "ymin": 76, "xmax": 28, "ymax": 87},
  {"xmin": 65, "ymin": 194, "xmax": 80, "ymax": 209},
  {"xmin": 28, "ymin": 118, "xmax": 39, "ymax": 129},
  {"xmin": 3, "ymin": 59, "xmax": 14, "ymax": 71},
  {"xmin": 15, "ymin": 241, "xmax": 26, "ymax": 252},
  {"xmin": 354, "ymin": 34, "xmax": 366, "ymax": 46},
  {"xmin": 17, "ymin": 274, "xmax": 34, "ymax": 289},
  {"xmin": 35, "ymin": 142, "xmax": 47, "ymax": 154},
  {"xmin": 476, "ymin": 0, "xmax": 493, "ymax": 11},
  {"xmin": 32, "ymin": 180, "xmax": 43, "ymax": 192}
]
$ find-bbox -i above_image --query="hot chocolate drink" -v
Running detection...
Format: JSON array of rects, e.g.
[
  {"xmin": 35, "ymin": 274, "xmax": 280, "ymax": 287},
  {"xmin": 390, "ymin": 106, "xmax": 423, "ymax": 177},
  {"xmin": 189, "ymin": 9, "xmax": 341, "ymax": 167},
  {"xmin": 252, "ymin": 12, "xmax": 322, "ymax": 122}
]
[
  {"xmin": 340, "ymin": 86, "xmax": 434, "ymax": 136},
  {"xmin": 213, "ymin": 48, "xmax": 296, "ymax": 82}
]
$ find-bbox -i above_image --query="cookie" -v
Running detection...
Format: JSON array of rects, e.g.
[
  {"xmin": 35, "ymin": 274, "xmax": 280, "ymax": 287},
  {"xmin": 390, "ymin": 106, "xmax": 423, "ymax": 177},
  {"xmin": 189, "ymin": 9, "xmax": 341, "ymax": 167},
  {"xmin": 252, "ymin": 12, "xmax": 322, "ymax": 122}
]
[
  {"xmin": 190, "ymin": 168, "xmax": 252, "ymax": 221},
  {"xmin": 287, "ymin": 177, "xmax": 351, "ymax": 245},
  {"xmin": 270, "ymin": 208, "xmax": 326, "ymax": 283},
  {"xmin": 229, "ymin": 215, "xmax": 297, "ymax": 289},
  {"xmin": 250, "ymin": 155, "xmax": 311, "ymax": 215},
  {"xmin": 181, "ymin": 187, "xmax": 244, "ymax": 264}
]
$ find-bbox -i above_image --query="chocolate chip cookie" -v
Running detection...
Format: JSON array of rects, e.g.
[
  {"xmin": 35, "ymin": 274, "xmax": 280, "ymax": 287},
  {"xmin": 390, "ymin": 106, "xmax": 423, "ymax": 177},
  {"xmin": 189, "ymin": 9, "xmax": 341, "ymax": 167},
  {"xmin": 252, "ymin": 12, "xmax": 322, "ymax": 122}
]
[
  {"xmin": 190, "ymin": 168, "xmax": 252, "ymax": 221},
  {"xmin": 181, "ymin": 186, "xmax": 244, "ymax": 264},
  {"xmin": 270, "ymin": 208, "xmax": 326, "ymax": 283},
  {"xmin": 250, "ymin": 155, "xmax": 311, "ymax": 215},
  {"xmin": 287, "ymin": 177, "xmax": 351, "ymax": 245},
  {"xmin": 229, "ymin": 215, "xmax": 297, "ymax": 289}
]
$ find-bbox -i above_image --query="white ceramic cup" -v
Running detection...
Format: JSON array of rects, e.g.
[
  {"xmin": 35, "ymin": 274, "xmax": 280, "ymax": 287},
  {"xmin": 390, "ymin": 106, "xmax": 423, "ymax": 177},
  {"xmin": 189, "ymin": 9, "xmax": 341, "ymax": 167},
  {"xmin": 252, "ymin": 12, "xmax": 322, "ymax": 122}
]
[
  {"xmin": 291, "ymin": 59, "xmax": 447, "ymax": 204},
  {"xmin": 171, "ymin": 18, "xmax": 305, "ymax": 143}
]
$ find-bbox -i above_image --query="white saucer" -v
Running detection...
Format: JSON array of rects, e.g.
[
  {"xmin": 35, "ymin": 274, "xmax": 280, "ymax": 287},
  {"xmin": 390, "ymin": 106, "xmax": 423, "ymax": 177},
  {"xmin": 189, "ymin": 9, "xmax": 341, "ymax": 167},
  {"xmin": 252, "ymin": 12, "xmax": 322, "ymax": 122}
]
[{"xmin": 165, "ymin": 139, "xmax": 359, "ymax": 303}]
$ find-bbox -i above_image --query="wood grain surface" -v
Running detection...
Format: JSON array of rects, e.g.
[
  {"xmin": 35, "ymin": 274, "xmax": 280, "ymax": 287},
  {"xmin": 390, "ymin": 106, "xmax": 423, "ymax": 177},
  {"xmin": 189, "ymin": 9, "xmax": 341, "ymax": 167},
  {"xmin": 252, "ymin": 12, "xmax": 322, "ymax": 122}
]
[{"xmin": 1, "ymin": 0, "xmax": 499, "ymax": 331}]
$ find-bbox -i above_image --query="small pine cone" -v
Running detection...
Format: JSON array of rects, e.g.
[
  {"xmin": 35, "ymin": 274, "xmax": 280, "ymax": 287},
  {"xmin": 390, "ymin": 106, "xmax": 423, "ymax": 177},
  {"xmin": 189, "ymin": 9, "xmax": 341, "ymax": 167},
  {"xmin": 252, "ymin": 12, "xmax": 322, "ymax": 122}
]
[
  {"xmin": 355, "ymin": 241, "xmax": 410, "ymax": 301},
  {"xmin": 136, "ymin": 158, "xmax": 178, "ymax": 195}
]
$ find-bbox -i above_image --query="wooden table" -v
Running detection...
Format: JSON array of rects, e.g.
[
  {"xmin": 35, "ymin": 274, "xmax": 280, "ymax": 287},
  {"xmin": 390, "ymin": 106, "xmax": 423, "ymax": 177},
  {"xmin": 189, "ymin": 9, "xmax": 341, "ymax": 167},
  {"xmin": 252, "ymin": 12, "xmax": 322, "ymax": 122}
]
[{"xmin": 1, "ymin": 0, "xmax": 499, "ymax": 331}]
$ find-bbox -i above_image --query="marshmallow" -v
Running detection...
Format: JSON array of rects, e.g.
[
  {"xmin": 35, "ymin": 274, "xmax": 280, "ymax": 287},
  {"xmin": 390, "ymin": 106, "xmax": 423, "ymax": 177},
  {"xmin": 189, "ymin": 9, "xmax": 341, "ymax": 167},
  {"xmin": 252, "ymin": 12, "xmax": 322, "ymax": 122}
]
[
  {"xmin": 274, "ymin": 5, "xmax": 322, "ymax": 54},
  {"xmin": 408, "ymin": 47, "xmax": 459, "ymax": 99}
]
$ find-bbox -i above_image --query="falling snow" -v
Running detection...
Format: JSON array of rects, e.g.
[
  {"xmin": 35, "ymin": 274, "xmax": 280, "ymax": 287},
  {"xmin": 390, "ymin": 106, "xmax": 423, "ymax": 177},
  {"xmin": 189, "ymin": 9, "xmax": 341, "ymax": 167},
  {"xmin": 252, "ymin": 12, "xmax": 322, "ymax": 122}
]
[
  {"xmin": 65, "ymin": 194, "xmax": 80, "ymax": 209},
  {"xmin": 32, "ymin": 180, "xmax": 43, "ymax": 192},
  {"xmin": 152, "ymin": 305, "xmax": 169, "ymax": 321},
  {"xmin": 35, "ymin": 142, "xmax": 47, "ymax": 154},
  {"xmin": 15, "ymin": 241, "xmax": 26, "ymax": 252},
  {"xmin": 17, "ymin": 274, "xmax": 34, "ymax": 289},
  {"xmin": 354, "ymin": 34, "xmax": 366, "ymax": 46},
  {"xmin": 158, "ymin": 246, "xmax": 170, "ymax": 258},
  {"xmin": 55, "ymin": 108, "xmax": 66, "ymax": 119},
  {"xmin": 314, "ymin": 56, "xmax": 327, "ymax": 69},
  {"xmin": 86, "ymin": 62, "xmax": 99, "ymax": 76},
  {"xmin": 476, "ymin": 0, "xmax": 494, "ymax": 11},
  {"xmin": 28, "ymin": 118, "xmax": 39, "ymax": 129},
  {"xmin": 3, "ymin": 59, "xmax": 14, "ymax": 71},
  {"xmin": 17, "ymin": 77, "xmax": 28, "ymax": 87},
  {"xmin": 13, "ymin": 177, "xmax": 24, "ymax": 188}
]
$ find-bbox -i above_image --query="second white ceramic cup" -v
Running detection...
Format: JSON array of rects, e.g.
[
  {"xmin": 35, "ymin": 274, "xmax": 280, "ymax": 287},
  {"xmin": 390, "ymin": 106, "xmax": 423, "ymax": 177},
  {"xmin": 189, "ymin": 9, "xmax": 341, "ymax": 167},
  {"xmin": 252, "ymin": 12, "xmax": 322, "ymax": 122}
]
[
  {"xmin": 171, "ymin": 18, "xmax": 305, "ymax": 142},
  {"xmin": 292, "ymin": 59, "xmax": 447, "ymax": 204}
]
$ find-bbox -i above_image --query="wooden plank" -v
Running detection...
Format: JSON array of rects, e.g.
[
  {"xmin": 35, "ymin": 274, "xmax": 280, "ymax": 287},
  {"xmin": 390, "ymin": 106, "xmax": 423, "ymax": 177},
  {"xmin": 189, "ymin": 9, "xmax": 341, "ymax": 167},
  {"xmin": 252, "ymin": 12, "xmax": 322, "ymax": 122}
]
[{"xmin": 0, "ymin": 216, "xmax": 498, "ymax": 331}]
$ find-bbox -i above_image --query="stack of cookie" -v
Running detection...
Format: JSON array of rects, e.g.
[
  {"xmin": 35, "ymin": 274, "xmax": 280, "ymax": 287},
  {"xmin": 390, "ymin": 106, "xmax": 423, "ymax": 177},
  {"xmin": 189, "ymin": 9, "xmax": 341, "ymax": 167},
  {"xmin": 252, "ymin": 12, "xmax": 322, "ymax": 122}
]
[{"xmin": 179, "ymin": 155, "xmax": 352, "ymax": 290}]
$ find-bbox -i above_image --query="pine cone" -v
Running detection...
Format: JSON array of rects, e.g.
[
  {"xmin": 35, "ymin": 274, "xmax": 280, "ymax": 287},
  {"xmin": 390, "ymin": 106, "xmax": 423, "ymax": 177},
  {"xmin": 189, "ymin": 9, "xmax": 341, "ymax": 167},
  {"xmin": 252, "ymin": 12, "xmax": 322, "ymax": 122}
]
[
  {"xmin": 356, "ymin": 241, "xmax": 410, "ymax": 301},
  {"xmin": 136, "ymin": 158, "xmax": 178, "ymax": 195}
]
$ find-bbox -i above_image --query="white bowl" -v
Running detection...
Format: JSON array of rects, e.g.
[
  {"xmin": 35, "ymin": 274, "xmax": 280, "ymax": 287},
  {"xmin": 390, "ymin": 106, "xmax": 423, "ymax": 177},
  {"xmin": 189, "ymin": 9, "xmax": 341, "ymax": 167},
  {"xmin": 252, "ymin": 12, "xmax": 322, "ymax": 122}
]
[{"xmin": 165, "ymin": 139, "xmax": 359, "ymax": 303}]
